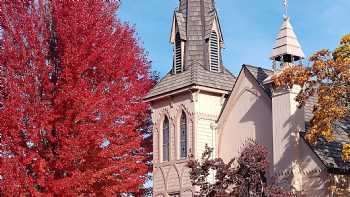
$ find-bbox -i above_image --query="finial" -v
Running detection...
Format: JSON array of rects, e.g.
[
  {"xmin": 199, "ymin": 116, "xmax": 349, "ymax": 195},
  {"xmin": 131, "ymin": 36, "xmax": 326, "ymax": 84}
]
[{"xmin": 283, "ymin": 0, "xmax": 288, "ymax": 19}]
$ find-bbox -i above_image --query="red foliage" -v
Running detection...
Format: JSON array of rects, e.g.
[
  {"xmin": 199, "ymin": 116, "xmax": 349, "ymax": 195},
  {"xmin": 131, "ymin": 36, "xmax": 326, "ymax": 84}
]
[
  {"xmin": 188, "ymin": 142, "xmax": 296, "ymax": 197},
  {"xmin": 0, "ymin": 1, "xmax": 153, "ymax": 195}
]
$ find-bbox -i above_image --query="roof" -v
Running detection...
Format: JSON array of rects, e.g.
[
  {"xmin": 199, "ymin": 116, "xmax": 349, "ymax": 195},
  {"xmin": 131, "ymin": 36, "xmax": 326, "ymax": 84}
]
[
  {"xmin": 244, "ymin": 65, "xmax": 274, "ymax": 85},
  {"xmin": 301, "ymin": 98, "xmax": 350, "ymax": 174},
  {"xmin": 244, "ymin": 65, "xmax": 274, "ymax": 97},
  {"xmin": 146, "ymin": 0, "xmax": 234, "ymax": 100},
  {"xmin": 271, "ymin": 17, "xmax": 305, "ymax": 60},
  {"xmin": 145, "ymin": 62, "xmax": 236, "ymax": 100},
  {"xmin": 217, "ymin": 64, "xmax": 273, "ymax": 121},
  {"xmin": 177, "ymin": 0, "xmax": 222, "ymax": 71},
  {"xmin": 175, "ymin": 12, "xmax": 186, "ymax": 40}
]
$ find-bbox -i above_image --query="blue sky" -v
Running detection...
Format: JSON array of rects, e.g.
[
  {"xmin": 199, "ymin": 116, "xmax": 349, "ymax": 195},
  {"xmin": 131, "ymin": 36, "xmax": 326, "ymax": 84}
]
[{"xmin": 118, "ymin": 0, "xmax": 350, "ymax": 76}]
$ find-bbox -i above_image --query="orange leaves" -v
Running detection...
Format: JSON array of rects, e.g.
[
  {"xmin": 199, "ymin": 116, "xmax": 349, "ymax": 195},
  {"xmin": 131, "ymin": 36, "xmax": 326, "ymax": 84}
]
[
  {"xmin": 272, "ymin": 64, "xmax": 310, "ymax": 89},
  {"xmin": 340, "ymin": 34, "xmax": 350, "ymax": 45},
  {"xmin": 273, "ymin": 34, "xmax": 350, "ymax": 159},
  {"xmin": 342, "ymin": 144, "xmax": 350, "ymax": 161}
]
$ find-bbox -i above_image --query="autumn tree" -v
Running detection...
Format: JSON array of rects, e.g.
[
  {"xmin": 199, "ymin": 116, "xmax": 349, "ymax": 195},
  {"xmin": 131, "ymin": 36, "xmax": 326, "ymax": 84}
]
[
  {"xmin": 272, "ymin": 34, "xmax": 350, "ymax": 159},
  {"xmin": 0, "ymin": 1, "xmax": 153, "ymax": 196},
  {"xmin": 187, "ymin": 142, "xmax": 295, "ymax": 197}
]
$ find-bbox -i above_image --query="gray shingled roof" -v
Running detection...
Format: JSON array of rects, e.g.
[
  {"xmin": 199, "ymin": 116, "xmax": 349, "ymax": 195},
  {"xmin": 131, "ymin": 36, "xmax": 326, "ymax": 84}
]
[
  {"xmin": 175, "ymin": 12, "xmax": 186, "ymax": 40},
  {"xmin": 145, "ymin": 62, "xmax": 235, "ymax": 100},
  {"xmin": 301, "ymin": 99, "xmax": 350, "ymax": 174},
  {"xmin": 145, "ymin": 0, "xmax": 234, "ymax": 100},
  {"xmin": 245, "ymin": 65, "xmax": 274, "ymax": 84},
  {"xmin": 178, "ymin": 0, "xmax": 221, "ymax": 71},
  {"xmin": 244, "ymin": 65, "xmax": 274, "ymax": 97},
  {"xmin": 179, "ymin": 0, "xmax": 217, "ymax": 40}
]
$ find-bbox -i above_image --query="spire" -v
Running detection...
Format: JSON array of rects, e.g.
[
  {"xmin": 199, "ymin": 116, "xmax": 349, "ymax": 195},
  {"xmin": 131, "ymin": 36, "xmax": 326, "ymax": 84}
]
[
  {"xmin": 283, "ymin": 0, "xmax": 288, "ymax": 18},
  {"xmin": 172, "ymin": 0, "xmax": 223, "ymax": 71},
  {"xmin": 271, "ymin": 1, "xmax": 304, "ymax": 69},
  {"xmin": 145, "ymin": 0, "xmax": 235, "ymax": 100},
  {"xmin": 271, "ymin": 17, "xmax": 304, "ymax": 63}
]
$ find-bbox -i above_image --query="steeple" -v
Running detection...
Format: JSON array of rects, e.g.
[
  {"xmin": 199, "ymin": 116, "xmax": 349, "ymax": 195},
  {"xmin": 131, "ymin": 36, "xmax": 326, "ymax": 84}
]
[
  {"xmin": 271, "ymin": 0, "xmax": 304, "ymax": 70},
  {"xmin": 171, "ymin": 0, "xmax": 224, "ymax": 73},
  {"xmin": 145, "ymin": 0, "xmax": 235, "ymax": 101}
]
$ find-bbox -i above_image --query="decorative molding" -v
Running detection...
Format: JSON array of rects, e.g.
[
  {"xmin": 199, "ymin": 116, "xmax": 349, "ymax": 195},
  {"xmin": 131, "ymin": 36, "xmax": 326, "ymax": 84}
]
[
  {"xmin": 169, "ymin": 96, "xmax": 174, "ymax": 108},
  {"xmin": 154, "ymin": 158, "xmax": 189, "ymax": 168},
  {"xmin": 154, "ymin": 127, "xmax": 159, "ymax": 134},
  {"xmin": 274, "ymin": 167, "xmax": 324, "ymax": 178},
  {"xmin": 272, "ymin": 85, "xmax": 301, "ymax": 97},
  {"xmin": 210, "ymin": 122, "xmax": 218, "ymax": 130},
  {"xmin": 220, "ymin": 94, "xmax": 226, "ymax": 106},
  {"xmin": 175, "ymin": 104, "xmax": 193, "ymax": 119},
  {"xmin": 197, "ymin": 112, "xmax": 217, "ymax": 121},
  {"xmin": 157, "ymin": 108, "xmax": 175, "ymax": 127},
  {"xmin": 153, "ymin": 167, "xmax": 167, "ymax": 193},
  {"xmin": 191, "ymin": 90, "xmax": 200, "ymax": 103},
  {"xmin": 165, "ymin": 164, "xmax": 181, "ymax": 191}
]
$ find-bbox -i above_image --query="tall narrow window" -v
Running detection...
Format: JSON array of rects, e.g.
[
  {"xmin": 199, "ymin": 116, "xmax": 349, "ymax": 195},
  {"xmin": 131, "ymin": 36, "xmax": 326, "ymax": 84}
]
[
  {"xmin": 209, "ymin": 31, "xmax": 220, "ymax": 72},
  {"xmin": 180, "ymin": 112, "xmax": 187, "ymax": 158},
  {"xmin": 163, "ymin": 116, "xmax": 170, "ymax": 161},
  {"xmin": 174, "ymin": 32, "xmax": 182, "ymax": 74}
]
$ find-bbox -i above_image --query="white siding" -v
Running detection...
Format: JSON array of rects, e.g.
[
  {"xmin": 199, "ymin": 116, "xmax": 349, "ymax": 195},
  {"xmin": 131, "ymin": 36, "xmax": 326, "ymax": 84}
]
[
  {"xmin": 194, "ymin": 92, "xmax": 223, "ymax": 158},
  {"xmin": 196, "ymin": 118, "xmax": 215, "ymax": 158}
]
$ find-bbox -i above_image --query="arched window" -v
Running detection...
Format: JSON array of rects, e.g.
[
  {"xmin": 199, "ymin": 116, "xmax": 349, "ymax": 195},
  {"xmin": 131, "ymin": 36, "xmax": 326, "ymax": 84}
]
[
  {"xmin": 174, "ymin": 32, "xmax": 182, "ymax": 74},
  {"xmin": 163, "ymin": 116, "xmax": 170, "ymax": 161},
  {"xmin": 180, "ymin": 112, "xmax": 187, "ymax": 158},
  {"xmin": 209, "ymin": 31, "xmax": 220, "ymax": 72}
]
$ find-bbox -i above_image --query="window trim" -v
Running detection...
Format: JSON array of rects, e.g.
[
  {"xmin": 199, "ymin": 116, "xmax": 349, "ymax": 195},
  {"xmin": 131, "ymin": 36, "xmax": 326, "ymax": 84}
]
[
  {"xmin": 179, "ymin": 111, "xmax": 188, "ymax": 159},
  {"xmin": 162, "ymin": 116, "xmax": 170, "ymax": 162}
]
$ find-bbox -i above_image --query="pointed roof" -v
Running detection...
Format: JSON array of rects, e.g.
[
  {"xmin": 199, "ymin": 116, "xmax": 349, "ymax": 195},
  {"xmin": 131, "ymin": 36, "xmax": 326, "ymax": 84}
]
[
  {"xmin": 271, "ymin": 17, "xmax": 305, "ymax": 61},
  {"xmin": 174, "ymin": 0, "xmax": 223, "ymax": 69},
  {"xmin": 145, "ymin": 0, "xmax": 235, "ymax": 100},
  {"xmin": 178, "ymin": 0, "xmax": 217, "ymax": 39}
]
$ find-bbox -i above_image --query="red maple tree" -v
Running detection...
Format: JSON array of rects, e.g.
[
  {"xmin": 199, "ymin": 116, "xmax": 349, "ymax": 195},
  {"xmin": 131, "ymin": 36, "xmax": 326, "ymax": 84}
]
[{"xmin": 0, "ymin": 1, "xmax": 153, "ymax": 196}]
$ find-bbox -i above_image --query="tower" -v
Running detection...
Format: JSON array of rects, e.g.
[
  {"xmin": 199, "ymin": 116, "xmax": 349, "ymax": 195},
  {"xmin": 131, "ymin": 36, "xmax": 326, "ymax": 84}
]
[
  {"xmin": 266, "ymin": 1, "xmax": 306, "ymax": 191},
  {"xmin": 144, "ymin": 0, "xmax": 235, "ymax": 196}
]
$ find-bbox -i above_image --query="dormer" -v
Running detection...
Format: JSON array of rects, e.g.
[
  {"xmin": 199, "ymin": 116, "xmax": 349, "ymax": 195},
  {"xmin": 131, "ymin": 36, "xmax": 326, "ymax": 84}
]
[
  {"xmin": 170, "ymin": 12, "xmax": 186, "ymax": 74},
  {"xmin": 208, "ymin": 13, "xmax": 224, "ymax": 73}
]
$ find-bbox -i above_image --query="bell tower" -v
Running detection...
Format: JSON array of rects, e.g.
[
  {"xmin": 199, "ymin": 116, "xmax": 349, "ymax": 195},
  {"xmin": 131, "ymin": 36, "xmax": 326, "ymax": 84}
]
[
  {"xmin": 145, "ymin": 0, "xmax": 235, "ymax": 196},
  {"xmin": 266, "ymin": 0, "xmax": 306, "ymax": 191},
  {"xmin": 271, "ymin": 0, "xmax": 304, "ymax": 71}
]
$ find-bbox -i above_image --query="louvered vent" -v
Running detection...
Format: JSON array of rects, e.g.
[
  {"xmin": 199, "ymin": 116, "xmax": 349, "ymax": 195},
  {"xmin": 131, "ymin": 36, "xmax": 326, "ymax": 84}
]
[
  {"xmin": 209, "ymin": 31, "xmax": 220, "ymax": 72},
  {"xmin": 174, "ymin": 33, "xmax": 182, "ymax": 74}
]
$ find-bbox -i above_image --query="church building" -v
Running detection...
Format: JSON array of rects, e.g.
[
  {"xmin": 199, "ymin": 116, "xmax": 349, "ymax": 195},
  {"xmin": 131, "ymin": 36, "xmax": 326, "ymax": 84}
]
[{"xmin": 144, "ymin": 0, "xmax": 350, "ymax": 196}]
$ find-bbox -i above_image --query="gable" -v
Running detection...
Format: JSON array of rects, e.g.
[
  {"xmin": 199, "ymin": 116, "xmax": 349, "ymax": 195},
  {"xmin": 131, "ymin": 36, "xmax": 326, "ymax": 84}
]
[
  {"xmin": 218, "ymin": 65, "xmax": 271, "ymax": 125},
  {"xmin": 216, "ymin": 66, "xmax": 273, "ymax": 171},
  {"xmin": 206, "ymin": 13, "xmax": 223, "ymax": 42},
  {"xmin": 170, "ymin": 11, "xmax": 186, "ymax": 43}
]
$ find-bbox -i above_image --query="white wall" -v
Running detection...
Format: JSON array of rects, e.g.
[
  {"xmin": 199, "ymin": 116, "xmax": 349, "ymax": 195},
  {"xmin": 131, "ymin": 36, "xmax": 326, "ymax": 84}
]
[{"xmin": 194, "ymin": 91, "xmax": 223, "ymax": 158}]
